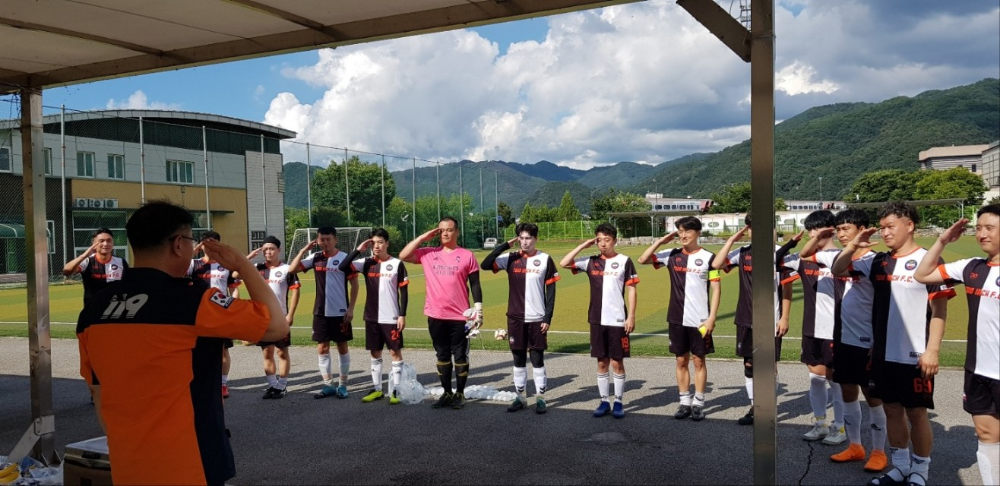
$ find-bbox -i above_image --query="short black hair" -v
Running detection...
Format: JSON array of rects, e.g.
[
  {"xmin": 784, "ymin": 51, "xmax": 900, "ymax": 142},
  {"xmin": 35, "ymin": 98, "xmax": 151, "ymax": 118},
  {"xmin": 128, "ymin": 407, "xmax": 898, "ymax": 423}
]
[
  {"xmin": 834, "ymin": 208, "xmax": 870, "ymax": 229},
  {"xmin": 126, "ymin": 201, "xmax": 194, "ymax": 251},
  {"xmin": 91, "ymin": 228, "xmax": 113, "ymax": 239},
  {"xmin": 516, "ymin": 222, "xmax": 539, "ymax": 238},
  {"xmin": 317, "ymin": 226, "xmax": 337, "ymax": 236},
  {"xmin": 803, "ymin": 210, "xmax": 835, "ymax": 230},
  {"xmin": 877, "ymin": 202, "xmax": 920, "ymax": 225},
  {"xmin": 262, "ymin": 235, "xmax": 281, "ymax": 248},
  {"xmin": 977, "ymin": 204, "xmax": 1000, "ymax": 219},
  {"xmin": 744, "ymin": 214, "xmax": 752, "ymax": 227},
  {"xmin": 200, "ymin": 230, "xmax": 221, "ymax": 242},
  {"xmin": 371, "ymin": 228, "xmax": 390, "ymax": 241},
  {"xmin": 440, "ymin": 216, "xmax": 459, "ymax": 228},
  {"xmin": 675, "ymin": 216, "xmax": 702, "ymax": 232},
  {"xmin": 594, "ymin": 223, "xmax": 617, "ymax": 239}
]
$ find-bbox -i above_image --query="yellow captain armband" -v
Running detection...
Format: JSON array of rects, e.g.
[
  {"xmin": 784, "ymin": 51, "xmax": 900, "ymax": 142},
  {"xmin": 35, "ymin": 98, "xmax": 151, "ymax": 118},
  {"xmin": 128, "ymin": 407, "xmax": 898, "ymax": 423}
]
[{"xmin": 708, "ymin": 269, "xmax": 721, "ymax": 281}]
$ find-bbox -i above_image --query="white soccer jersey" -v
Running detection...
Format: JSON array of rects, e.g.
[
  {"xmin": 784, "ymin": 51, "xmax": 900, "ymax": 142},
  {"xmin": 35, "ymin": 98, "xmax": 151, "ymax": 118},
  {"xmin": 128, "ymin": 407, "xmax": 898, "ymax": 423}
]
[
  {"xmin": 492, "ymin": 250, "xmax": 560, "ymax": 323},
  {"xmin": 652, "ymin": 247, "xmax": 719, "ymax": 328},
  {"xmin": 782, "ymin": 250, "xmax": 837, "ymax": 340},
  {"xmin": 349, "ymin": 257, "xmax": 408, "ymax": 324},
  {"xmin": 257, "ymin": 262, "xmax": 301, "ymax": 315},
  {"xmin": 188, "ymin": 258, "xmax": 238, "ymax": 296},
  {"xmin": 299, "ymin": 250, "xmax": 354, "ymax": 317},
  {"xmin": 572, "ymin": 254, "xmax": 639, "ymax": 327},
  {"xmin": 812, "ymin": 250, "xmax": 876, "ymax": 348},
  {"xmin": 939, "ymin": 258, "xmax": 1000, "ymax": 380},
  {"xmin": 851, "ymin": 247, "xmax": 955, "ymax": 365}
]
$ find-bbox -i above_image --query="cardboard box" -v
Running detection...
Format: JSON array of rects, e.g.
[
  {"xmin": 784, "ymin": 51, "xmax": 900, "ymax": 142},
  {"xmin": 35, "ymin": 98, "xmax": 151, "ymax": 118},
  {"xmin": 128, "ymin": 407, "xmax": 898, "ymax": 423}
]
[{"xmin": 63, "ymin": 436, "xmax": 112, "ymax": 486}]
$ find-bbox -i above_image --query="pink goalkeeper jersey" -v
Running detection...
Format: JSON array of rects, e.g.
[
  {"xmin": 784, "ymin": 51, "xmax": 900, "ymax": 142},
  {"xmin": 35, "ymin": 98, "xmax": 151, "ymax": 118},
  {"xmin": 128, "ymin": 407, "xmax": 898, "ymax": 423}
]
[{"xmin": 415, "ymin": 246, "xmax": 480, "ymax": 321}]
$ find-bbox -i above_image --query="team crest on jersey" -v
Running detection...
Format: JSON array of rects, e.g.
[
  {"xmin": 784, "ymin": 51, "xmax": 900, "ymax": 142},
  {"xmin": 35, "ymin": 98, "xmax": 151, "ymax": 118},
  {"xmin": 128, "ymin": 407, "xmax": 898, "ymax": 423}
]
[
  {"xmin": 455, "ymin": 256, "xmax": 462, "ymax": 263},
  {"xmin": 675, "ymin": 257, "xmax": 682, "ymax": 263},
  {"xmin": 275, "ymin": 271, "xmax": 283, "ymax": 278},
  {"xmin": 996, "ymin": 276, "xmax": 1000, "ymax": 287},
  {"xmin": 695, "ymin": 259, "xmax": 704, "ymax": 266},
  {"xmin": 904, "ymin": 260, "xmax": 917, "ymax": 271},
  {"xmin": 111, "ymin": 264, "xmax": 119, "ymax": 270},
  {"xmin": 386, "ymin": 264, "xmax": 394, "ymax": 271},
  {"xmin": 611, "ymin": 262, "xmax": 620, "ymax": 269},
  {"xmin": 209, "ymin": 291, "xmax": 234, "ymax": 309},
  {"xmin": 533, "ymin": 259, "xmax": 540, "ymax": 266}
]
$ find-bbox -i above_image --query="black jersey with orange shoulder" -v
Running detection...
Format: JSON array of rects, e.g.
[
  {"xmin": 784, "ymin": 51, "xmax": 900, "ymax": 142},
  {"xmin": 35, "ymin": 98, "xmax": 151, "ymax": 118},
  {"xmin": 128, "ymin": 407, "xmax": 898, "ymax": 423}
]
[{"xmin": 76, "ymin": 268, "xmax": 271, "ymax": 486}]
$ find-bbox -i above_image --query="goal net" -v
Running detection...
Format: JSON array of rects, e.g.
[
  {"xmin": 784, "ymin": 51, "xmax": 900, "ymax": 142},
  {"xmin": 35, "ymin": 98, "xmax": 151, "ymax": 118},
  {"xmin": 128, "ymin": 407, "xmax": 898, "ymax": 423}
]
[{"xmin": 286, "ymin": 227, "xmax": 372, "ymax": 262}]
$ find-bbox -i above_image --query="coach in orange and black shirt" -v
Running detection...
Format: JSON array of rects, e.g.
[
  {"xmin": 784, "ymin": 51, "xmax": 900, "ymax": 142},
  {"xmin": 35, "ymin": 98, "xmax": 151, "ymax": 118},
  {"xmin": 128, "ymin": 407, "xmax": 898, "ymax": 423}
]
[{"xmin": 77, "ymin": 201, "xmax": 287, "ymax": 486}]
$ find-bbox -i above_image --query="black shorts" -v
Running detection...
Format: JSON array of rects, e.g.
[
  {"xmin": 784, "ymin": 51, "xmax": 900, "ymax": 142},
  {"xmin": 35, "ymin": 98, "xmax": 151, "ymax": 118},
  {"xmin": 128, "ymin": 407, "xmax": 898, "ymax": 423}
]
[
  {"xmin": 832, "ymin": 342, "xmax": 871, "ymax": 386},
  {"xmin": 590, "ymin": 323, "xmax": 630, "ymax": 360},
  {"xmin": 870, "ymin": 360, "xmax": 935, "ymax": 409},
  {"xmin": 508, "ymin": 318, "xmax": 548, "ymax": 351},
  {"xmin": 668, "ymin": 323, "xmax": 715, "ymax": 357},
  {"xmin": 366, "ymin": 320, "xmax": 404, "ymax": 352},
  {"xmin": 257, "ymin": 331, "xmax": 291, "ymax": 350},
  {"xmin": 312, "ymin": 315, "xmax": 353, "ymax": 343},
  {"xmin": 800, "ymin": 336, "xmax": 834, "ymax": 367},
  {"xmin": 963, "ymin": 370, "xmax": 1000, "ymax": 416},
  {"xmin": 428, "ymin": 318, "xmax": 469, "ymax": 362},
  {"xmin": 735, "ymin": 325, "xmax": 783, "ymax": 360}
]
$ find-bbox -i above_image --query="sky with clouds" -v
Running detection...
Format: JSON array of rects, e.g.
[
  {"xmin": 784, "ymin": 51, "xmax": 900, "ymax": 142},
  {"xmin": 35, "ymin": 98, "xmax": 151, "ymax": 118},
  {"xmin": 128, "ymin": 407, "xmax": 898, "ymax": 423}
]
[{"xmin": 25, "ymin": 0, "xmax": 1000, "ymax": 170}]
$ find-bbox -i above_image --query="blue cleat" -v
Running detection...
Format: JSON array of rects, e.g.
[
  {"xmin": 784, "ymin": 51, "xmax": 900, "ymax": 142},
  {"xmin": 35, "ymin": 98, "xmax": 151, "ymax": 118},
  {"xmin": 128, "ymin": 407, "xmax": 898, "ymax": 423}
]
[
  {"xmin": 335, "ymin": 384, "xmax": 349, "ymax": 399},
  {"xmin": 593, "ymin": 400, "xmax": 611, "ymax": 418},
  {"xmin": 612, "ymin": 401, "xmax": 625, "ymax": 419},
  {"xmin": 314, "ymin": 385, "xmax": 338, "ymax": 399}
]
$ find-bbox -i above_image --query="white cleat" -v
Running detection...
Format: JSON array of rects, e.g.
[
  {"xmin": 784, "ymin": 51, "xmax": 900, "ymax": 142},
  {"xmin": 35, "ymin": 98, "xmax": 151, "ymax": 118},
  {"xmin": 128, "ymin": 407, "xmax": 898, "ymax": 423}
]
[
  {"xmin": 821, "ymin": 425, "xmax": 847, "ymax": 445},
  {"xmin": 803, "ymin": 422, "xmax": 829, "ymax": 441}
]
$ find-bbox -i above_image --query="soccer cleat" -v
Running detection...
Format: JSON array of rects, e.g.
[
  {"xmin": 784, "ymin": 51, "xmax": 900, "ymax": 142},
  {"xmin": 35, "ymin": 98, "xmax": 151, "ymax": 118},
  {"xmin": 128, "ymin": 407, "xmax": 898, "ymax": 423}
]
[
  {"xmin": 674, "ymin": 405, "xmax": 692, "ymax": 420},
  {"xmin": 593, "ymin": 401, "xmax": 611, "ymax": 417},
  {"xmin": 831, "ymin": 443, "xmax": 866, "ymax": 463},
  {"xmin": 738, "ymin": 407, "xmax": 754, "ymax": 425},
  {"xmin": 612, "ymin": 401, "xmax": 625, "ymax": 419},
  {"xmin": 389, "ymin": 391, "xmax": 401, "ymax": 405},
  {"xmin": 262, "ymin": 387, "xmax": 277, "ymax": 399},
  {"xmin": 451, "ymin": 392, "xmax": 466, "ymax": 409},
  {"xmin": 803, "ymin": 422, "xmax": 829, "ymax": 441},
  {"xmin": 507, "ymin": 397, "xmax": 525, "ymax": 412},
  {"xmin": 314, "ymin": 385, "xmax": 338, "ymax": 399},
  {"xmin": 271, "ymin": 388, "xmax": 286, "ymax": 399},
  {"xmin": 432, "ymin": 392, "xmax": 454, "ymax": 409},
  {"xmin": 221, "ymin": 384, "xmax": 230, "ymax": 399},
  {"xmin": 822, "ymin": 425, "xmax": 847, "ymax": 445},
  {"xmin": 362, "ymin": 390, "xmax": 384, "ymax": 402},
  {"xmin": 863, "ymin": 450, "xmax": 888, "ymax": 472},
  {"xmin": 691, "ymin": 405, "xmax": 705, "ymax": 421},
  {"xmin": 335, "ymin": 384, "xmax": 349, "ymax": 399},
  {"xmin": 867, "ymin": 468, "xmax": 907, "ymax": 486},
  {"xmin": 535, "ymin": 397, "xmax": 547, "ymax": 415}
]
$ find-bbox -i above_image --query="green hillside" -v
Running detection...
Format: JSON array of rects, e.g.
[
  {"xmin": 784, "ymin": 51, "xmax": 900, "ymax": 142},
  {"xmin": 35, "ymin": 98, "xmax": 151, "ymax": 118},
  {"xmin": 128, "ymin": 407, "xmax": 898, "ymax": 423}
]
[
  {"xmin": 282, "ymin": 161, "xmax": 321, "ymax": 209},
  {"xmin": 524, "ymin": 181, "xmax": 595, "ymax": 214},
  {"xmin": 390, "ymin": 160, "xmax": 547, "ymax": 212},
  {"xmin": 641, "ymin": 78, "xmax": 1000, "ymax": 200},
  {"xmin": 576, "ymin": 161, "xmax": 658, "ymax": 189}
]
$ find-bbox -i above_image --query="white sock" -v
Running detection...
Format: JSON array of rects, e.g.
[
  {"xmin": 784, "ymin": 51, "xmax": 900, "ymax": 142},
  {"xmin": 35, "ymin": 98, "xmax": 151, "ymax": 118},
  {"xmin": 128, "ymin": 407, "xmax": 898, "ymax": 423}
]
[
  {"xmin": 844, "ymin": 399, "xmax": 862, "ymax": 445},
  {"xmin": 597, "ymin": 372, "xmax": 609, "ymax": 401},
  {"xmin": 370, "ymin": 357, "xmax": 383, "ymax": 391},
  {"xmin": 339, "ymin": 352, "xmax": 350, "ymax": 385},
  {"xmin": 221, "ymin": 374, "xmax": 228, "ymax": 385},
  {"xmin": 808, "ymin": 372, "xmax": 828, "ymax": 421},
  {"xmin": 890, "ymin": 447, "xmax": 911, "ymax": 476},
  {"xmin": 829, "ymin": 381, "xmax": 844, "ymax": 428},
  {"xmin": 745, "ymin": 376, "xmax": 754, "ymax": 405},
  {"xmin": 679, "ymin": 392, "xmax": 692, "ymax": 406},
  {"xmin": 390, "ymin": 361, "xmax": 403, "ymax": 396},
  {"xmin": 513, "ymin": 366, "xmax": 528, "ymax": 395},
  {"xmin": 910, "ymin": 453, "xmax": 930, "ymax": 482},
  {"xmin": 318, "ymin": 353, "xmax": 332, "ymax": 383},
  {"xmin": 276, "ymin": 376, "xmax": 288, "ymax": 390},
  {"xmin": 533, "ymin": 366, "xmax": 547, "ymax": 397},
  {"xmin": 870, "ymin": 404, "xmax": 887, "ymax": 451},
  {"xmin": 693, "ymin": 393, "xmax": 705, "ymax": 407},
  {"xmin": 612, "ymin": 373, "xmax": 625, "ymax": 403},
  {"xmin": 265, "ymin": 374, "xmax": 277, "ymax": 387},
  {"xmin": 978, "ymin": 441, "xmax": 999, "ymax": 486}
]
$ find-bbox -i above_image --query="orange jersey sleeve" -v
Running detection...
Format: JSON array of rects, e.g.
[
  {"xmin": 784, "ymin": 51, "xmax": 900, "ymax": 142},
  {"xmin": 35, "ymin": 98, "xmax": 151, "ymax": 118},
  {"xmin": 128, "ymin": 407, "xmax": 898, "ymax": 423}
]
[{"xmin": 194, "ymin": 289, "xmax": 271, "ymax": 342}]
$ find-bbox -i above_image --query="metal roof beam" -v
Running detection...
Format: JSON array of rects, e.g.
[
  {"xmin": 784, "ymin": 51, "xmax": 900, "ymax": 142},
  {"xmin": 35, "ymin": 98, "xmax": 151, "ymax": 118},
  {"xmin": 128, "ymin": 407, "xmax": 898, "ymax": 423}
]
[
  {"xmin": 676, "ymin": 0, "xmax": 750, "ymax": 62},
  {"xmin": 0, "ymin": 16, "xmax": 165, "ymax": 56},
  {"xmin": 222, "ymin": 0, "xmax": 344, "ymax": 41}
]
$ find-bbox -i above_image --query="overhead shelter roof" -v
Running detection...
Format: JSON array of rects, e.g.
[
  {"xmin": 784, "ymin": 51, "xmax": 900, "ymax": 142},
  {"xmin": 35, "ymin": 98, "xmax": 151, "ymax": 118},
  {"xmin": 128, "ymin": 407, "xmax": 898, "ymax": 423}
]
[{"xmin": 0, "ymin": 0, "xmax": 639, "ymax": 94}]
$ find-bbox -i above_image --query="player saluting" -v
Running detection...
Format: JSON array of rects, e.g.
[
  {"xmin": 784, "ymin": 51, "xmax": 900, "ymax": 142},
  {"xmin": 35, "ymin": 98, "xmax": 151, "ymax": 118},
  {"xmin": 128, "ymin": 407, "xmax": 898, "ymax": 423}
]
[
  {"xmin": 638, "ymin": 216, "xmax": 720, "ymax": 421},
  {"xmin": 561, "ymin": 223, "xmax": 638, "ymax": 419},
  {"xmin": 289, "ymin": 227, "xmax": 360, "ymax": 399},
  {"xmin": 339, "ymin": 228, "xmax": 409, "ymax": 405},
  {"xmin": 244, "ymin": 236, "xmax": 300, "ymax": 399},
  {"xmin": 914, "ymin": 205, "xmax": 1000, "ymax": 486},
  {"xmin": 188, "ymin": 231, "xmax": 241, "ymax": 399},
  {"xmin": 400, "ymin": 217, "xmax": 483, "ymax": 410},
  {"xmin": 480, "ymin": 223, "xmax": 559, "ymax": 414},
  {"xmin": 63, "ymin": 228, "xmax": 128, "ymax": 304}
]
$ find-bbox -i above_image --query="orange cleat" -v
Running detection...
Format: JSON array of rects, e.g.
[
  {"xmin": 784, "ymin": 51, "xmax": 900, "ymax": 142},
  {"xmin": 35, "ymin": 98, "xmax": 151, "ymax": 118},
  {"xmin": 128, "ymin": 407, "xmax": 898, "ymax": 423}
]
[
  {"xmin": 222, "ymin": 384, "xmax": 230, "ymax": 399},
  {"xmin": 864, "ymin": 449, "xmax": 888, "ymax": 472},
  {"xmin": 831, "ymin": 443, "xmax": 866, "ymax": 463}
]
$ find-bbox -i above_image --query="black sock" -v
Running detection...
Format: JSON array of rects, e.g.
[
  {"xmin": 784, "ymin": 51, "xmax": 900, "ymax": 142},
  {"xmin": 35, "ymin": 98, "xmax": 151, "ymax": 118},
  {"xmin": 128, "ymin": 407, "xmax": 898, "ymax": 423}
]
[{"xmin": 436, "ymin": 361, "xmax": 453, "ymax": 393}]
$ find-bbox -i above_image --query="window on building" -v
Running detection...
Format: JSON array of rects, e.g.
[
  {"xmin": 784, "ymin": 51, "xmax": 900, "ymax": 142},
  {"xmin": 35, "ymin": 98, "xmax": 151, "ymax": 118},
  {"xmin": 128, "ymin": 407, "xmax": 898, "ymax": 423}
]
[
  {"xmin": 44, "ymin": 148, "xmax": 53, "ymax": 175},
  {"xmin": 0, "ymin": 147, "xmax": 10, "ymax": 172},
  {"xmin": 972, "ymin": 164, "xmax": 977, "ymax": 173},
  {"xmin": 77, "ymin": 151, "xmax": 95, "ymax": 177},
  {"xmin": 166, "ymin": 160, "xmax": 194, "ymax": 184},
  {"xmin": 108, "ymin": 154, "xmax": 125, "ymax": 180}
]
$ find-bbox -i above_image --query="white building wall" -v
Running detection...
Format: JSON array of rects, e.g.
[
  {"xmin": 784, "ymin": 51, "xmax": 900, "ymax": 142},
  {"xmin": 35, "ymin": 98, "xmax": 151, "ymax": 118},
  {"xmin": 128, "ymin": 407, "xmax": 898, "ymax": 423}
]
[{"xmin": 245, "ymin": 150, "xmax": 284, "ymax": 249}]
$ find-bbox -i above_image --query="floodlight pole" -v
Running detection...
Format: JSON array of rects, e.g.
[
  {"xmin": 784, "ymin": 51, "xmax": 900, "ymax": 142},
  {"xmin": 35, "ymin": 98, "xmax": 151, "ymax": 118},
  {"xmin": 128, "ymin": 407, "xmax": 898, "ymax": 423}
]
[
  {"xmin": 381, "ymin": 155, "xmax": 386, "ymax": 227},
  {"xmin": 459, "ymin": 163, "xmax": 465, "ymax": 247},
  {"xmin": 494, "ymin": 171, "xmax": 499, "ymax": 238},
  {"xmin": 480, "ymin": 168, "xmax": 484, "ymax": 241},
  {"xmin": 436, "ymin": 160, "xmax": 441, "ymax": 221},
  {"xmin": 59, "ymin": 105, "xmax": 67, "ymax": 265},
  {"xmin": 139, "ymin": 116, "xmax": 146, "ymax": 204},
  {"xmin": 260, "ymin": 135, "xmax": 267, "ymax": 234},
  {"xmin": 306, "ymin": 143, "xmax": 313, "ymax": 227},
  {"xmin": 412, "ymin": 157, "xmax": 416, "ymax": 236}
]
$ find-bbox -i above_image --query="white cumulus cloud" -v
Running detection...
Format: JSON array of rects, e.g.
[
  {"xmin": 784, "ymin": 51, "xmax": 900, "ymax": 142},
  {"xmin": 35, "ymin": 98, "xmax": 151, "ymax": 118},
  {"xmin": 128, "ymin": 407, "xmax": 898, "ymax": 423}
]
[{"xmin": 105, "ymin": 90, "xmax": 180, "ymax": 110}]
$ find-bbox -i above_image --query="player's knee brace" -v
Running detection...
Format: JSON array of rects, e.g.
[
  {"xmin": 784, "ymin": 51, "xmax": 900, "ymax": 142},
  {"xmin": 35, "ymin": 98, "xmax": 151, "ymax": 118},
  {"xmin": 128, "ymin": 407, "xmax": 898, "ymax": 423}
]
[
  {"xmin": 744, "ymin": 357, "xmax": 754, "ymax": 378},
  {"xmin": 512, "ymin": 350, "xmax": 527, "ymax": 368},
  {"xmin": 529, "ymin": 349, "xmax": 545, "ymax": 368}
]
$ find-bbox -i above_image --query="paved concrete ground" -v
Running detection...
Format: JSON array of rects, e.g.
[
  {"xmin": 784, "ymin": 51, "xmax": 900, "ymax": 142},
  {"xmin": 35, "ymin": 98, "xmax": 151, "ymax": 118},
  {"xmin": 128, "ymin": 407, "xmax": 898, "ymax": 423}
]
[{"xmin": 0, "ymin": 337, "xmax": 986, "ymax": 485}]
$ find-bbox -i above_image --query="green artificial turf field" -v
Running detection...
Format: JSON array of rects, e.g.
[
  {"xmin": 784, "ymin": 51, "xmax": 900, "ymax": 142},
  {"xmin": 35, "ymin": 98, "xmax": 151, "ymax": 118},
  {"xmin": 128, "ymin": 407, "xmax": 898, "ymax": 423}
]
[{"xmin": 0, "ymin": 236, "xmax": 981, "ymax": 366}]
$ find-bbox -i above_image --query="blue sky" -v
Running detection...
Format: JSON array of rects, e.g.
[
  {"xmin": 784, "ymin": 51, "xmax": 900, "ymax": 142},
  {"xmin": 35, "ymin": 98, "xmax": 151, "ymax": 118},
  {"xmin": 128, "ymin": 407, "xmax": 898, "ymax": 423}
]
[{"xmin": 15, "ymin": 0, "xmax": 1000, "ymax": 170}]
